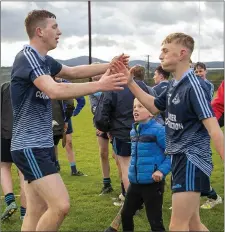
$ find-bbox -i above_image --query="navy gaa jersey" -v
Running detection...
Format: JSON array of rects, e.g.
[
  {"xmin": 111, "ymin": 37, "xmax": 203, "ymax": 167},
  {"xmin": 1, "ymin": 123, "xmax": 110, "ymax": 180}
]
[
  {"xmin": 204, "ymin": 79, "xmax": 214, "ymax": 101},
  {"xmin": 154, "ymin": 69, "xmax": 214, "ymax": 176},
  {"xmin": 153, "ymin": 81, "xmax": 169, "ymax": 97},
  {"xmin": 10, "ymin": 45, "xmax": 62, "ymax": 151}
]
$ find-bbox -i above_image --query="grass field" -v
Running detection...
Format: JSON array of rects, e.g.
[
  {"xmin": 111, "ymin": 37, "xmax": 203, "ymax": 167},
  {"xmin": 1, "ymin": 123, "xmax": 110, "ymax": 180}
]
[{"xmin": 1, "ymin": 97, "xmax": 224, "ymax": 231}]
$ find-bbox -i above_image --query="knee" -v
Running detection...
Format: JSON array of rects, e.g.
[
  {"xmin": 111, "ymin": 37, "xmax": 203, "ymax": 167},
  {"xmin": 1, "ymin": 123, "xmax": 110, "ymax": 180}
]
[
  {"xmin": 54, "ymin": 200, "xmax": 70, "ymax": 217},
  {"xmin": 169, "ymin": 222, "xmax": 189, "ymax": 231},
  {"xmin": 66, "ymin": 140, "xmax": 72, "ymax": 149}
]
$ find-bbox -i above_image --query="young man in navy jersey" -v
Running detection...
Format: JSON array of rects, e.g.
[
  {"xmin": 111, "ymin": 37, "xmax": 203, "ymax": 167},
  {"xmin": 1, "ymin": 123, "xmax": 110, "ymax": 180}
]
[
  {"xmin": 152, "ymin": 65, "xmax": 170, "ymax": 97},
  {"xmin": 152, "ymin": 65, "xmax": 170, "ymax": 122},
  {"xmin": 112, "ymin": 32, "xmax": 224, "ymax": 231},
  {"xmin": 10, "ymin": 10, "xmax": 128, "ymax": 231},
  {"xmin": 194, "ymin": 62, "xmax": 214, "ymax": 100}
]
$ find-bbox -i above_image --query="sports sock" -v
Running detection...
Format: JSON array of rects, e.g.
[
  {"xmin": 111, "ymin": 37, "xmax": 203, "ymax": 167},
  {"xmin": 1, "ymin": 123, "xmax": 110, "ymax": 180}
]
[
  {"xmin": 103, "ymin": 178, "xmax": 111, "ymax": 188},
  {"xmin": 70, "ymin": 162, "xmax": 77, "ymax": 173},
  {"xmin": 5, "ymin": 193, "xmax": 15, "ymax": 206},
  {"xmin": 20, "ymin": 206, "xmax": 26, "ymax": 217}
]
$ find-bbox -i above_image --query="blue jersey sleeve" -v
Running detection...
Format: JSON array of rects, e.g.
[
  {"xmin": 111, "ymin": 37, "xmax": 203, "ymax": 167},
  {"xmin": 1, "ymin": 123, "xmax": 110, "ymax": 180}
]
[
  {"xmin": 46, "ymin": 56, "xmax": 62, "ymax": 77},
  {"xmin": 154, "ymin": 88, "xmax": 167, "ymax": 111},
  {"xmin": 189, "ymin": 82, "xmax": 214, "ymax": 120}
]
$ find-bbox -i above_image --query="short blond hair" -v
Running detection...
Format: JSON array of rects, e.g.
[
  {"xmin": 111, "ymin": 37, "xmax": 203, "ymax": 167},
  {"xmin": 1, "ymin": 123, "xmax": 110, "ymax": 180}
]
[{"xmin": 162, "ymin": 33, "xmax": 194, "ymax": 53}]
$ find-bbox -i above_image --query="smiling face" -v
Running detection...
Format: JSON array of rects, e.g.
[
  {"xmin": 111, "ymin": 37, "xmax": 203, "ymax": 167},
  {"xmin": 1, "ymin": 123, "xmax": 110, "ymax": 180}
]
[
  {"xmin": 133, "ymin": 98, "xmax": 152, "ymax": 123},
  {"xmin": 194, "ymin": 65, "xmax": 207, "ymax": 79}
]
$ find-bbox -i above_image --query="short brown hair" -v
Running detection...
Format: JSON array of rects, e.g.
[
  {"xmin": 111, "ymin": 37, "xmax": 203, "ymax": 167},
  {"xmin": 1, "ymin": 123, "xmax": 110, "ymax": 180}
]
[
  {"xmin": 133, "ymin": 65, "xmax": 145, "ymax": 81},
  {"xmin": 194, "ymin": 62, "xmax": 206, "ymax": 71},
  {"xmin": 25, "ymin": 10, "xmax": 56, "ymax": 39},
  {"xmin": 155, "ymin": 65, "xmax": 170, "ymax": 79},
  {"xmin": 162, "ymin": 33, "xmax": 195, "ymax": 53}
]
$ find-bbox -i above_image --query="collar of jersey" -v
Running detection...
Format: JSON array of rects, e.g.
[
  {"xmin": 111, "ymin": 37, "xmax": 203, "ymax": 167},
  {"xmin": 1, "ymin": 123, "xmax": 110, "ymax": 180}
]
[
  {"xmin": 173, "ymin": 68, "xmax": 193, "ymax": 86},
  {"xmin": 24, "ymin": 45, "xmax": 46, "ymax": 62}
]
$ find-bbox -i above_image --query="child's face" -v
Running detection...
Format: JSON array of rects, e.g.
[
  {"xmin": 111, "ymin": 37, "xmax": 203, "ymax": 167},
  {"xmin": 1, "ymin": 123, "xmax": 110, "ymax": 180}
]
[
  {"xmin": 194, "ymin": 66, "xmax": 207, "ymax": 79},
  {"xmin": 133, "ymin": 98, "xmax": 152, "ymax": 123},
  {"xmin": 159, "ymin": 41, "xmax": 187, "ymax": 72}
]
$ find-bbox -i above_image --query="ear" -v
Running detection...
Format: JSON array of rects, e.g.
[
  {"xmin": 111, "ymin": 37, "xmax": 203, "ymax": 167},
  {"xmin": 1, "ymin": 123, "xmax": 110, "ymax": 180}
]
[
  {"xmin": 36, "ymin": 27, "xmax": 44, "ymax": 37},
  {"xmin": 180, "ymin": 48, "xmax": 188, "ymax": 60}
]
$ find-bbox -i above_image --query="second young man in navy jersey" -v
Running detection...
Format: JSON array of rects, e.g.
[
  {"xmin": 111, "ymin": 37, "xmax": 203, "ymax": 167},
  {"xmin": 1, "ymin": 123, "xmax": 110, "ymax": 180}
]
[{"xmin": 112, "ymin": 32, "xmax": 224, "ymax": 231}]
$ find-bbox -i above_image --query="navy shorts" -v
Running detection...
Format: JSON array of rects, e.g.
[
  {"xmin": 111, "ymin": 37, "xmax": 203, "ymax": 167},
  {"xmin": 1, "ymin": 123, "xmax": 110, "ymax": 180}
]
[
  {"xmin": 1, "ymin": 138, "xmax": 13, "ymax": 163},
  {"xmin": 96, "ymin": 131, "xmax": 109, "ymax": 140},
  {"xmin": 171, "ymin": 154, "xmax": 210, "ymax": 194},
  {"xmin": 11, "ymin": 147, "xmax": 57, "ymax": 182},
  {"xmin": 66, "ymin": 118, "xmax": 73, "ymax": 134},
  {"xmin": 112, "ymin": 137, "xmax": 131, "ymax": 157}
]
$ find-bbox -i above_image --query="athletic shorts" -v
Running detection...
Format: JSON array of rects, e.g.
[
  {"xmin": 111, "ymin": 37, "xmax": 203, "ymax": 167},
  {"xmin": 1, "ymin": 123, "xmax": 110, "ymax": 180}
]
[
  {"xmin": 11, "ymin": 147, "xmax": 57, "ymax": 182},
  {"xmin": 1, "ymin": 138, "xmax": 13, "ymax": 163},
  {"xmin": 53, "ymin": 135, "xmax": 63, "ymax": 146},
  {"xmin": 96, "ymin": 131, "xmax": 109, "ymax": 140},
  {"xmin": 66, "ymin": 119, "xmax": 73, "ymax": 134},
  {"xmin": 112, "ymin": 137, "xmax": 131, "ymax": 157},
  {"xmin": 171, "ymin": 154, "xmax": 210, "ymax": 194}
]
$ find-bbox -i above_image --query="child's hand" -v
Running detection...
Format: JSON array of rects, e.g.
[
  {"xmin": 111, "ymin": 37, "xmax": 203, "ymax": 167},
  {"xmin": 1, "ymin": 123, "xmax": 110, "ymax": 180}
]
[{"xmin": 152, "ymin": 170, "xmax": 163, "ymax": 182}]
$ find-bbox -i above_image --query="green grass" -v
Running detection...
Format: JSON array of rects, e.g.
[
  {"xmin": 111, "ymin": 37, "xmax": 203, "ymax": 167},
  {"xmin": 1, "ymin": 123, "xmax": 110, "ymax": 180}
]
[{"xmin": 1, "ymin": 97, "xmax": 224, "ymax": 231}]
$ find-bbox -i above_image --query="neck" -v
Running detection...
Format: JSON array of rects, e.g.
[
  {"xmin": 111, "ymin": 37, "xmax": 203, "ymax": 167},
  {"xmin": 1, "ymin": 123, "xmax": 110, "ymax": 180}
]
[
  {"xmin": 138, "ymin": 116, "xmax": 152, "ymax": 124},
  {"xmin": 172, "ymin": 61, "xmax": 190, "ymax": 81},
  {"xmin": 30, "ymin": 40, "xmax": 48, "ymax": 56}
]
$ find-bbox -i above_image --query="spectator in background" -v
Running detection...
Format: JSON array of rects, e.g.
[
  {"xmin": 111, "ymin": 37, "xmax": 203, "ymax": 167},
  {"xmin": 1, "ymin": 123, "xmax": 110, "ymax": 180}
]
[
  {"xmin": 53, "ymin": 77, "xmax": 86, "ymax": 176},
  {"xmin": 1, "ymin": 81, "xmax": 26, "ymax": 221},
  {"xmin": 194, "ymin": 62, "xmax": 214, "ymax": 100}
]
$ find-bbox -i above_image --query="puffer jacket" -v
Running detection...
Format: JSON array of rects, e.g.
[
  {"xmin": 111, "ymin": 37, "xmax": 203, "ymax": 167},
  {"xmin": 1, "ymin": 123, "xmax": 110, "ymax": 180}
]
[{"xmin": 128, "ymin": 118, "xmax": 171, "ymax": 184}]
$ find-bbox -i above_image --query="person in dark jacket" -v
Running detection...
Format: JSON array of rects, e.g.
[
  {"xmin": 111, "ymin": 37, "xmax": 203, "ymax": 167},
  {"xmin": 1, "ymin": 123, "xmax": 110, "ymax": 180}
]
[
  {"xmin": 121, "ymin": 98, "xmax": 171, "ymax": 232},
  {"xmin": 1, "ymin": 81, "xmax": 26, "ymax": 221},
  {"xmin": 94, "ymin": 66, "xmax": 155, "ymax": 205}
]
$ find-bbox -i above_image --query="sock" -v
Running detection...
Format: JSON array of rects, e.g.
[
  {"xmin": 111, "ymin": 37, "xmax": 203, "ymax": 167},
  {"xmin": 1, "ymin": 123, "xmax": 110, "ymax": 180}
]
[
  {"xmin": 207, "ymin": 188, "xmax": 218, "ymax": 200},
  {"xmin": 121, "ymin": 182, "xmax": 126, "ymax": 197},
  {"xmin": 70, "ymin": 162, "xmax": 77, "ymax": 173},
  {"xmin": 20, "ymin": 206, "xmax": 26, "ymax": 217},
  {"xmin": 5, "ymin": 193, "xmax": 15, "ymax": 206},
  {"xmin": 55, "ymin": 160, "xmax": 59, "ymax": 166},
  {"xmin": 103, "ymin": 178, "xmax": 111, "ymax": 188}
]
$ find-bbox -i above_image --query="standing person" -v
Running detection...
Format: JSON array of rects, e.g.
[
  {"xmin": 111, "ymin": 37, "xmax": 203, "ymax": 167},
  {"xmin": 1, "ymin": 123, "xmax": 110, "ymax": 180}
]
[
  {"xmin": 89, "ymin": 74, "xmax": 114, "ymax": 195},
  {"xmin": 112, "ymin": 32, "xmax": 224, "ymax": 231},
  {"xmin": 10, "ymin": 9, "xmax": 129, "ymax": 231},
  {"xmin": 53, "ymin": 78, "xmax": 87, "ymax": 176},
  {"xmin": 1, "ymin": 81, "xmax": 26, "ymax": 221},
  {"xmin": 194, "ymin": 62, "xmax": 214, "ymax": 100},
  {"xmin": 121, "ymin": 98, "xmax": 171, "ymax": 232},
  {"xmin": 193, "ymin": 62, "xmax": 222, "ymax": 209}
]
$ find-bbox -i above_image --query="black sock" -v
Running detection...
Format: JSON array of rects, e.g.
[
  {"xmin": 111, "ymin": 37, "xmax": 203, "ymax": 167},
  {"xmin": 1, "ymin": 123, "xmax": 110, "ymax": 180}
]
[
  {"xmin": 103, "ymin": 178, "xmax": 111, "ymax": 188},
  {"xmin": 55, "ymin": 160, "xmax": 59, "ymax": 166},
  {"xmin": 5, "ymin": 193, "xmax": 15, "ymax": 206},
  {"xmin": 20, "ymin": 206, "xmax": 26, "ymax": 217},
  {"xmin": 70, "ymin": 162, "xmax": 77, "ymax": 173},
  {"xmin": 207, "ymin": 188, "xmax": 218, "ymax": 200},
  {"xmin": 121, "ymin": 182, "xmax": 126, "ymax": 197}
]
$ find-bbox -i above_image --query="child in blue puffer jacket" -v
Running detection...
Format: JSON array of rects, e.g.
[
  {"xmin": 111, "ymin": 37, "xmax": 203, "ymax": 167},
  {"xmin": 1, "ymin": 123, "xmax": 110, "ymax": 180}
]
[{"xmin": 121, "ymin": 98, "xmax": 171, "ymax": 232}]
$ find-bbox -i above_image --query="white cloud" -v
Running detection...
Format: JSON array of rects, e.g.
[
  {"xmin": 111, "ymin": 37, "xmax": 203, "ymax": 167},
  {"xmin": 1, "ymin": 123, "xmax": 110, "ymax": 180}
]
[{"xmin": 1, "ymin": 1, "xmax": 224, "ymax": 66}]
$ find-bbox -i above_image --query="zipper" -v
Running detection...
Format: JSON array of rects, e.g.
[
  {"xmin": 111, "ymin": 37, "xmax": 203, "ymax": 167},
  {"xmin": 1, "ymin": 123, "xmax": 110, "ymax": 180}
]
[{"xmin": 134, "ymin": 124, "xmax": 140, "ymax": 184}]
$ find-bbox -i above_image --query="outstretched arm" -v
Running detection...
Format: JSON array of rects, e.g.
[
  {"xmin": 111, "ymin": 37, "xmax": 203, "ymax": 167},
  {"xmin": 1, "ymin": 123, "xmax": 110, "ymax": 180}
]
[{"xmin": 57, "ymin": 54, "xmax": 129, "ymax": 81}]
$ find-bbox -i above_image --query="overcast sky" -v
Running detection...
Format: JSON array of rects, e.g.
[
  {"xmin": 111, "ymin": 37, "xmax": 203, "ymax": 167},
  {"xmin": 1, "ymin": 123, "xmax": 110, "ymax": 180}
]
[{"xmin": 1, "ymin": 1, "xmax": 224, "ymax": 66}]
